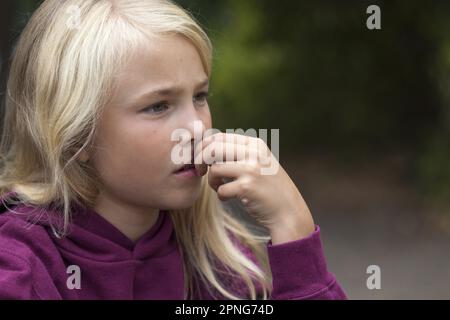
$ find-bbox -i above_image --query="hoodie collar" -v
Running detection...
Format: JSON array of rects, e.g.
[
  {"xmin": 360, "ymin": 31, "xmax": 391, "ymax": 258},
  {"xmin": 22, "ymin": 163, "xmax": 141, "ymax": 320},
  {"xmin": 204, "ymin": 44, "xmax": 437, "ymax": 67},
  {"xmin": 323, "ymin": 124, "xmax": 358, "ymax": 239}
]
[{"xmin": 1, "ymin": 192, "xmax": 179, "ymax": 262}]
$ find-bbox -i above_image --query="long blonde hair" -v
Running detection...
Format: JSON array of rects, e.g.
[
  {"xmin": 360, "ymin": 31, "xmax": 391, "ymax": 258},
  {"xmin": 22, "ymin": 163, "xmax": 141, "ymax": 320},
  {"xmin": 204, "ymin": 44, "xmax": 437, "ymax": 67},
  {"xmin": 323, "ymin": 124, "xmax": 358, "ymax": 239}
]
[{"xmin": 0, "ymin": 0, "xmax": 272, "ymax": 299}]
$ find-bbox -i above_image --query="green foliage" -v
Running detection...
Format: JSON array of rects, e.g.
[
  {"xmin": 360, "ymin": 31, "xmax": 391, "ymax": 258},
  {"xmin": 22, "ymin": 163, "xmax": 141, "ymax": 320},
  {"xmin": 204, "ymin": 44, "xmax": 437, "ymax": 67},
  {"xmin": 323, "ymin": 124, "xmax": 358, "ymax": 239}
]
[
  {"xmin": 181, "ymin": 1, "xmax": 442, "ymax": 153},
  {"xmin": 7, "ymin": 0, "xmax": 450, "ymax": 204}
]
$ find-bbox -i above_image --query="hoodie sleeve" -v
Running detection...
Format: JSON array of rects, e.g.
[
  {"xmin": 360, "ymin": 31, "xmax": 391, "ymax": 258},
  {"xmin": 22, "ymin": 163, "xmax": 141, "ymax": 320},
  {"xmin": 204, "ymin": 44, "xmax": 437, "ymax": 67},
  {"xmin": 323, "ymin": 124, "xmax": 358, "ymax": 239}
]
[
  {"xmin": 0, "ymin": 197, "xmax": 40, "ymax": 299},
  {"xmin": 264, "ymin": 225, "xmax": 347, "ymax": 299},
  {"xmin": 0, "ymin": 207, "xmax": 57, "ymax": 300},
  {"xmin": 0, "ymin": 248, "xmax": 40, "ymax": 299}
]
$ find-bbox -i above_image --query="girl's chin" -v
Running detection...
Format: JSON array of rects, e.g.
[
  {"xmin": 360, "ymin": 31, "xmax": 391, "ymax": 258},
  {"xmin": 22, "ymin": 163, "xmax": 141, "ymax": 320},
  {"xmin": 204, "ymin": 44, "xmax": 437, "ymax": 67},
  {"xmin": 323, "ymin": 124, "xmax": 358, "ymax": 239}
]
[{"xmin": 164, "ymin": 189, "xmax": 202, "ymax": 210}]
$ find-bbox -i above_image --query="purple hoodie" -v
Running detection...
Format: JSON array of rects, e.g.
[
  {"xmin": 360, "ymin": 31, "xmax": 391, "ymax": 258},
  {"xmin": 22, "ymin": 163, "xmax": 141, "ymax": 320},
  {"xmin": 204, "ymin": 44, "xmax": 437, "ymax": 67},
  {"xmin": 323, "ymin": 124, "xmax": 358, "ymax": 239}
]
[{"xmin": 0, "ymin": 194, "xmax": 347, "ymax": 300}]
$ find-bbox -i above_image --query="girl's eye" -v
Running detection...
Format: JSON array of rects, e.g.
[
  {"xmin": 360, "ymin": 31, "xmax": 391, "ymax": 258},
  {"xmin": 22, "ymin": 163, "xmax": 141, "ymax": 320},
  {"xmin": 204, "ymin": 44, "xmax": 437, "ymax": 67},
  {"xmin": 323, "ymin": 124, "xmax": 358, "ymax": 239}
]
[
  {"xmin": 193, "ymin": 91, "xmax": 210, "ymax": 105},
  {"xmin": 142, "ymin": 103, "xmax": 169, "ymax": 114}
]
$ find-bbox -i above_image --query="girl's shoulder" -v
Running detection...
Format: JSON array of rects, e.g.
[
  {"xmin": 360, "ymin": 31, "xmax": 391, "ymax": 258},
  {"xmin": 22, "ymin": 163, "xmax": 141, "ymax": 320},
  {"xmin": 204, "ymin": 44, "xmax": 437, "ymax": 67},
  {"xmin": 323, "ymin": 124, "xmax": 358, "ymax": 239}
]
[
  {"xmin": 0, "ymin": 195, "xmax": 61, "ymax": 299},
  {"xmin": 0, "ymin": 194, "xmax": 53, "ymax": 250}
]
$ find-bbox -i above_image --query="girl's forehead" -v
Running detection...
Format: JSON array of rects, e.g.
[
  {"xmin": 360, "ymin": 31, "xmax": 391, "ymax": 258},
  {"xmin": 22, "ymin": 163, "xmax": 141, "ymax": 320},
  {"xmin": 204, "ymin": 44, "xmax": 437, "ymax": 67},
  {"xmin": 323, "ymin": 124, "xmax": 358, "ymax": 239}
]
[
  {"xmin": 108, "ymin": 36, "xmax": 208, "ymax": 106},
  {"xmin": 120, "ymin": 35, "xmax": 204, "ymax": 79}
]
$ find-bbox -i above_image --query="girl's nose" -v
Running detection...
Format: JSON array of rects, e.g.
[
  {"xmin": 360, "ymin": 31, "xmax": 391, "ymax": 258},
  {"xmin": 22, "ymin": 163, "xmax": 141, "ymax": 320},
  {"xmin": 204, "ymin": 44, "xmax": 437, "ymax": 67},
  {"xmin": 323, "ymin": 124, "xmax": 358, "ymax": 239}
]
[{"xmin": 186, "ymin": 119, "xmax": 207, "ymax": 142}]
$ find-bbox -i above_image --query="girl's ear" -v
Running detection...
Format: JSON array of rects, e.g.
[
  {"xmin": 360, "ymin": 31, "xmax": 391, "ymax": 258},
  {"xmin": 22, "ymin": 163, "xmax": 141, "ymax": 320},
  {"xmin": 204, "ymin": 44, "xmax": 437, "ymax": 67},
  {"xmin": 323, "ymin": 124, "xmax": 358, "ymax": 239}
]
[{"xmin": 79, "ymin": 149, "xmax": 90, "ymax": 163}]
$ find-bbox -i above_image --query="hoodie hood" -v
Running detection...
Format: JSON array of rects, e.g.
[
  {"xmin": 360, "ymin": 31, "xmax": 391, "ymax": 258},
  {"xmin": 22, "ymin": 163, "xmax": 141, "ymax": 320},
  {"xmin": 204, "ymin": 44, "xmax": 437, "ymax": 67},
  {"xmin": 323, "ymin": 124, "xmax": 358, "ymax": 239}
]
[
  {"xmin": 0, "ymin": 191, "xmax": 186, "ymax": 299},
  {"xmin": 0, "ymin": 191, "xmax": 177, "ymax": 261}
]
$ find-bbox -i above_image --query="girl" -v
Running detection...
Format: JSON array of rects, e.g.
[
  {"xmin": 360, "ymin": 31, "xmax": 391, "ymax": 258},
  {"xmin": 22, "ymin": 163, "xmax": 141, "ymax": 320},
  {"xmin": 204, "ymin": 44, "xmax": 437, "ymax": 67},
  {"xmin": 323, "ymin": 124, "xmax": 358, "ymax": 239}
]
[{"xmin": 0, "ymin": 0, "xmax": 347, "ymax": 300}]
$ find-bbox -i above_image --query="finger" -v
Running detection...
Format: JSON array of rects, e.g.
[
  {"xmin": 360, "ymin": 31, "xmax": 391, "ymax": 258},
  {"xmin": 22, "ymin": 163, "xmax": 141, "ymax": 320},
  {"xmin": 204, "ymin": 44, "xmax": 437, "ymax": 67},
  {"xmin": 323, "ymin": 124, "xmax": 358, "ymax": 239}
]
[
  {"xmin": 205, "ymin": 132, "xmax": 252, "ymax": 146},
  {"xmin": 207, "ymin": 161, "xmax": 247, "ymax": 191},
  {"xmin": 216, "ymin": 179, "xmax": 243, "ymax": 202},
  {"xmin": 196, "ymin": 133, "xmax": 257, "ymax": 157},
  {"xmin": 195, "ymin": 141, "xmax": 259, "ymax": 165}
]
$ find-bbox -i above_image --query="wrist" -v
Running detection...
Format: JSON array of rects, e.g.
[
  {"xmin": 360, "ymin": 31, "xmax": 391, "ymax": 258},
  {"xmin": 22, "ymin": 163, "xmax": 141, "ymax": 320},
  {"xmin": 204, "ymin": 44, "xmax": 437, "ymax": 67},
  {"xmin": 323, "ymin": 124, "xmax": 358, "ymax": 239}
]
[{"xmin": 269, "ymin": 213, "xmax": 315, "ymax": 245}]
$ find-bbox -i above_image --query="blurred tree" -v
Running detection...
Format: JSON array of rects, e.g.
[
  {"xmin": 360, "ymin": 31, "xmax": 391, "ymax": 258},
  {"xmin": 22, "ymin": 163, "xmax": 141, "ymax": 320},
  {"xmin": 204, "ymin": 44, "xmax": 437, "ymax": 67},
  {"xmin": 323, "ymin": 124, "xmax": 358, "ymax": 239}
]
[
  {"xmin": 2, "ymin": 0, "xmax": 450, "ymax": 205},
  {"xmin": 0, "ymin": 1, "xmax": 15, "ymax": 86}
]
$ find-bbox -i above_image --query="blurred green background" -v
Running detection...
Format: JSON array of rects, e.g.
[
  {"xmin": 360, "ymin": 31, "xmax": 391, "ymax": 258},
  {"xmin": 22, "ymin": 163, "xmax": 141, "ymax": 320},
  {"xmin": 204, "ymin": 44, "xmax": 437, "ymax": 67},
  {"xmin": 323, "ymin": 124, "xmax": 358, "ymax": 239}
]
[
  {"xmin": 181, "ymin": 0, "xmax": 450, "ymax": 208},
  {"xmin": 2, "ymin": 0, "xmax": 450, "ymax": 202},
  {"xmin": 2, "ymin": 0, "xmax": 450, "ymax": 299}
]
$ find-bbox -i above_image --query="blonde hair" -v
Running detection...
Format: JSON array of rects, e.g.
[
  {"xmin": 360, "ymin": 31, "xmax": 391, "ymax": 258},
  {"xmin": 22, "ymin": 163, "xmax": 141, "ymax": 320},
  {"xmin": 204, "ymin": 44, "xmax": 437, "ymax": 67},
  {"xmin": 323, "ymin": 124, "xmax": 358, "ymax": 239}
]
[{"xmin": 0, "ymin": 0, "xmax": 272, "ymax": 299}]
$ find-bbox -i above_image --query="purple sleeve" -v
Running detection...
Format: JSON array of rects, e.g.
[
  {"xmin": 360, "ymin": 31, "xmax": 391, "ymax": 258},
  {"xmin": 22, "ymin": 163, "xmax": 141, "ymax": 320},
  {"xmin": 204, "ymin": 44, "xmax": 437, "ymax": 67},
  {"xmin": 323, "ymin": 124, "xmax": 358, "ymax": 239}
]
[
  {"xmin": 0, "ymin": 249, "xmax": 38, "ymax": 299},
  {"xmin": 265, "ymin": 225, "xmax": 347, "ymax": 299},
  {"xmin": 191, "ymin": 225, "xmax": 348, "ymax": 300}
]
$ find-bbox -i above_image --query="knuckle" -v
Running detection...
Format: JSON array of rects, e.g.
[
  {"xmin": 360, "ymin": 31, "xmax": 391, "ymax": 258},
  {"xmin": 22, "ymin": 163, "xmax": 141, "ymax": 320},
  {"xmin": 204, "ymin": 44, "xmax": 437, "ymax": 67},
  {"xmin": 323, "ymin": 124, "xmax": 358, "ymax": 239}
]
[
  {"xmin": 209, "ymin": 164, "xmax": 219, "ymax": 175},
  {"xmin": 239, "ymin": 177, "xmax": 253, "ymax": 193},
  {"xmin": 256, "ymin": 138, "xmax": 267, "ymax": 150},
  {"xmin": 245, "ymin": 162, "xmax": 259, "ymax": 175}
]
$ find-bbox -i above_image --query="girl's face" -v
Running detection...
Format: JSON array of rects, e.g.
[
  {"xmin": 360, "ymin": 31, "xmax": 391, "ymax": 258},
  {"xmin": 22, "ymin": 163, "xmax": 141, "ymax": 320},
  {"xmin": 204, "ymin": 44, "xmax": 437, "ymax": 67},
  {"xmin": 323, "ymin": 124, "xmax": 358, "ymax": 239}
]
[{"xmin": 88, "ymin": 34, "xmax": 212, "ymax": 211}]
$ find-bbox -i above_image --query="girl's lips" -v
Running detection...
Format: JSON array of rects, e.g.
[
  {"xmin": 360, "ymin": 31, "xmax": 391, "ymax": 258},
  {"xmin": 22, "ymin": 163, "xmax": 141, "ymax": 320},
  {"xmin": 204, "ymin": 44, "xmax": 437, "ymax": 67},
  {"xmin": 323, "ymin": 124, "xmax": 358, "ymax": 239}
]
[
  {"xmin": 174, "ymin": 163, "xmax": 195, "ymax": 173},
  {"xmin": 172, "ymin": 143, "xmax": 207, "ymax": 177},
  {"xmin": 173, "ymin": 143, "xmax": 197, "ymax": 174},
  {"xmin": 172, "ymin": 163, "xmax": 207, "ymax": 179},
  {"xmin": 173, "ymin": 165, "xmax": 197, "ymax": 178}
]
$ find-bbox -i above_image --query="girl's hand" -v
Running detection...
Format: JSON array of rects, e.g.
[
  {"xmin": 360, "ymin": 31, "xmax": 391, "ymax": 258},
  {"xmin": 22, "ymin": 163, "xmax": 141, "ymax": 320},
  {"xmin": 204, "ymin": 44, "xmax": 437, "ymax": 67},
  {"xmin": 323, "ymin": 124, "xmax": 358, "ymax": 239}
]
[{"xmin": 194, "ymin": 133, "xmax": 315, "ymax": 244}]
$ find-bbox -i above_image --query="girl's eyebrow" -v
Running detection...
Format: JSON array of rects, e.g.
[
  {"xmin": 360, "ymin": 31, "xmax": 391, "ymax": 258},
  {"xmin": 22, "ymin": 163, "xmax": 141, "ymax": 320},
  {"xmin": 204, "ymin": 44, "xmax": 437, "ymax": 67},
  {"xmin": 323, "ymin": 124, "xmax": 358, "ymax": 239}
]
[{"xmin": 134, "ymin": 78, "xmax": 209, "ymax": 102}]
